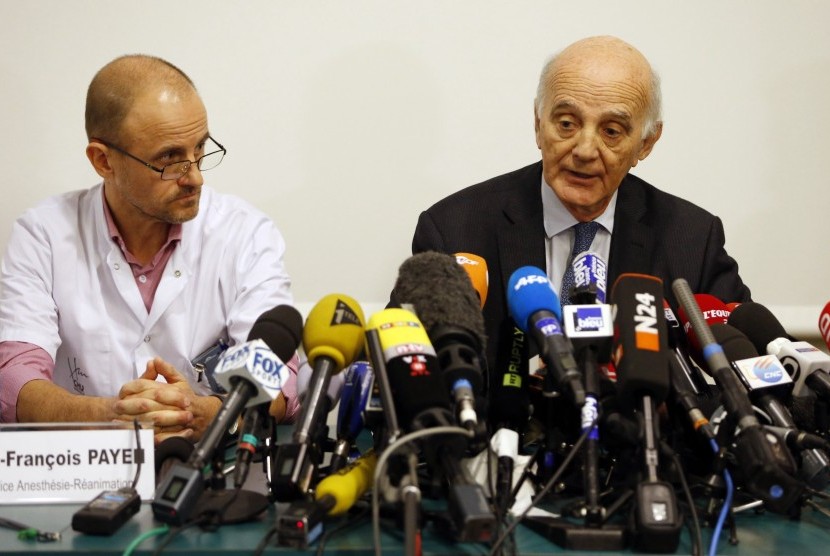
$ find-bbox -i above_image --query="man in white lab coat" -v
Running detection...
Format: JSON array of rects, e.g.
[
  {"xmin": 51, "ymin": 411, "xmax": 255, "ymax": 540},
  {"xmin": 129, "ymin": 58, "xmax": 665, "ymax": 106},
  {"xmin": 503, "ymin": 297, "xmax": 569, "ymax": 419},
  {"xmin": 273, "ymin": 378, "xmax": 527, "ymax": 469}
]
[{"xmin": 0, "ymin": 55, "xmax": 297, "ymax": 444}]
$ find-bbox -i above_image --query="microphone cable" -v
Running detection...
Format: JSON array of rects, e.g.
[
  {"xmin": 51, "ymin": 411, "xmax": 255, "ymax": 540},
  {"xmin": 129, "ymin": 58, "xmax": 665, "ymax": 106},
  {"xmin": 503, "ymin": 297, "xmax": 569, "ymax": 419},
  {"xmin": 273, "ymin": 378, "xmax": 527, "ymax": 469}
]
[
  {"xmin": 660, "ymin": 440, "xmax": 703, "ymax": 556},
  {"xmin": 707, "ymin": 438, "xmax": 734, "ymax": 556},
  {"xmin": 487, "ymin": 416, "xmax": 597, "ymax": 556},
  {"xmin": 371, "ymin": 425, "xmax": 476, "ymax": 556}
]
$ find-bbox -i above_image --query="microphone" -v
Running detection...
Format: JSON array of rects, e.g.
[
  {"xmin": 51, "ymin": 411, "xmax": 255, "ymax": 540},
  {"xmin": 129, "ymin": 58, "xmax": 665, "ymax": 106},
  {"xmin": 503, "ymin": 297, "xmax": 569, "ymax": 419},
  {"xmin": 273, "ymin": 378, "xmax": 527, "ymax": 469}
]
[
  {"xmin": 297, "ymin": 360, "xmax": 346, "ymax": 418},
  {"xmin": 455, "ymin": 252, "xmax": 489, "ymax": 308},
  {"xmin": 393, "ymin": 251, "xmax": 487, "ymax": 431},
  {"xmin": 314, "ymin": 449, "xmax": 378, "ymax": 516},
  {"xmin": 366, "ymin": 307, "xmax": 451, "ymax": 431},
  {"xmin": 663, "ymin": 301, "xmax": 709, "ymax": 394},
  {"xmin": 152, "ymin": 305, "xmax": 303, "ymax": 524},
  {"xmin": 277, "ymin": 450, "xmax": 378, "ymax": 548},
  {"xmin": 233, "ymin": 404, "xmax": 269, "ymax": 488},
  {"xmin": 330, "ymin": 360, "xmax": 374, "ymax": 473},
  {"xmin": 367, "ymin": 307, "xmax": 495, "ymax": 543},
  {"xmin": 676, "ymin": 293, "xmax": 732, "ymax": 362},
  {"xmin": 562, "ymin": 252, "xmax": 612, "ymax": 525},
  {"xmin": 610, "ymin": 274, "xmax": 670, "ymax": 406},
  {"xmin": 728, "ymin": 302, "xmax": 830, "ymax": 400},
  {"xmin": 610, "ymin": 273, "xmax": 681, "ymax": 552},
  {"xmin": 507, "ymin": 266, "xmax": 585, "ymax": 406},
  {"xmin": 710, "ymin": 323, "xmax": 829, "ymax": 489},
  {"xmin": 571, "ymin": 250, "xmax": 607, "ymax": 304},
  {"xmin": 672, "ymin": 278, "xmax": 804, "ymax": 514},
  {"xmin": 820, "ymin": 302, "xmax": 830, "ymax": 352},
  {"xmin": 272, "ymin": 294, "xmax": 365, "ymax": 502}
]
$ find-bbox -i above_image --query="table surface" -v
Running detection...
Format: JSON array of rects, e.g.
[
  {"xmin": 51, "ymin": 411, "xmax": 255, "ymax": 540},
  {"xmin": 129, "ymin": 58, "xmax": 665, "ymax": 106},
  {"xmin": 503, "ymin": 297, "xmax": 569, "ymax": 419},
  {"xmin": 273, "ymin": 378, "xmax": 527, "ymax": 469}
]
[{"xmin": 2, "ymin": 496, "xmax": 830, "ymax": 555}]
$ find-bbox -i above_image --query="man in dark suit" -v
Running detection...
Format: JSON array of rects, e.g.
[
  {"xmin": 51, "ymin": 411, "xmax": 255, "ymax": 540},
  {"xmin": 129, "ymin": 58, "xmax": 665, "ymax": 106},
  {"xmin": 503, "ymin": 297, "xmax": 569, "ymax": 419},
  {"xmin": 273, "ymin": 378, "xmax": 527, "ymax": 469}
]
[{"xmin": 407, "ymin": 36, "xmax": 750, "ymax": 397}]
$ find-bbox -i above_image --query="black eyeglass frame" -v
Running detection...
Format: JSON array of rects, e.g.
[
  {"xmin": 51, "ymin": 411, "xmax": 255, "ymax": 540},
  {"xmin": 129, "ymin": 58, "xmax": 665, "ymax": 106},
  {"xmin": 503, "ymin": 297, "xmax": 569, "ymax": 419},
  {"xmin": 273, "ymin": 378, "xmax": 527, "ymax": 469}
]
[{"xmin": 93, "ymin": 136, "xmax": 226, "ymax": 180}]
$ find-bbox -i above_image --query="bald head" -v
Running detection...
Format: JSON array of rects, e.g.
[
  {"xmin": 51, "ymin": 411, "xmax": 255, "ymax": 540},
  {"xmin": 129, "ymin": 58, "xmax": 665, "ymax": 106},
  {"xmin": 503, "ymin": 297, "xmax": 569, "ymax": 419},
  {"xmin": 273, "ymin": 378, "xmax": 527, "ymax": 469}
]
[
  {"xmin": 535, "ymin": 36, "xmax": 662, "ymax": 138},
  {"xmin": 85, "ymin": 55, "xmax": 198, "ymax": 143}
]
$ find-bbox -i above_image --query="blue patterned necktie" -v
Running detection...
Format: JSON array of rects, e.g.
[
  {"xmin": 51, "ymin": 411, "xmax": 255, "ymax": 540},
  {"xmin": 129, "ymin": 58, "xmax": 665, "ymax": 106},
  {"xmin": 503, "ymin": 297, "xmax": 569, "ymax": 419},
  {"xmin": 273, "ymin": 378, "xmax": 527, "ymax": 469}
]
[{"xmin": 560, "ymin": 221, "xmax": 601, "ymax": 306}]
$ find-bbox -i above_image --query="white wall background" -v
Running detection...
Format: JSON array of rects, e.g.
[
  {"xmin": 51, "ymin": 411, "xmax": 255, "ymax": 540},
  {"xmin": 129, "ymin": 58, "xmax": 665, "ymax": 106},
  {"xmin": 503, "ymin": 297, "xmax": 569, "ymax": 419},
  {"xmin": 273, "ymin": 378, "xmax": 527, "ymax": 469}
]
[{"xmin": 1, "ymin": 1, "xmax": 828, "ymax": 336}]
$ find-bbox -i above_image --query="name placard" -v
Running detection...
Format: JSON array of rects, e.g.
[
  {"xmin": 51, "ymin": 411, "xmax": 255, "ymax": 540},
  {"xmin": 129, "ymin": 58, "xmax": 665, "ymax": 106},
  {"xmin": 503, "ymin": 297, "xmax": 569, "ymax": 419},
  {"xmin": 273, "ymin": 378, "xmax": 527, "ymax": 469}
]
[{"xmin": 0, "ymin": 423, "xmax": 155, "ymax": 504}]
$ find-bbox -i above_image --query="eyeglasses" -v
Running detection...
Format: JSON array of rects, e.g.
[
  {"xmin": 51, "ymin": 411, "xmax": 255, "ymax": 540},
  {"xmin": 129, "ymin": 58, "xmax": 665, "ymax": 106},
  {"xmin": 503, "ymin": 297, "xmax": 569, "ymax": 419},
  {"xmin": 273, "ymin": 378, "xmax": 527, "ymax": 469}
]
[{"xmin": 95, "ymin": 136, "xmax": 226, "ymax": 180}]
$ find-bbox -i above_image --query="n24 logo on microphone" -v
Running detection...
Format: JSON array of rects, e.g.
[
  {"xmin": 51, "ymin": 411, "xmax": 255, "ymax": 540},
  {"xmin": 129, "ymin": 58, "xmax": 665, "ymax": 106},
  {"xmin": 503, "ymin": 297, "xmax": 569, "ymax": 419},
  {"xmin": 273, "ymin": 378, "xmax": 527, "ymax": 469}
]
[{"xmin": 633, "ymin": 292, "xmax": 659, "ymax": 351}]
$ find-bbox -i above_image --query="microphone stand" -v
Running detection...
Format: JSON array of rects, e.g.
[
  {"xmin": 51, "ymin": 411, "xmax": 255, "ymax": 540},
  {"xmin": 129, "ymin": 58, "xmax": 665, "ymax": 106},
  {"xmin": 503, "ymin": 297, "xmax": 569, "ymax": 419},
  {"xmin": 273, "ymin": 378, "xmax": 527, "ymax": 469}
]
[
  {"xmin": 365, "ymin": 327, "xmax": 422, "ymax": 555},
  {"xmin": 524, "ymin": 288, "xmax": 626, "ymax": 550}
]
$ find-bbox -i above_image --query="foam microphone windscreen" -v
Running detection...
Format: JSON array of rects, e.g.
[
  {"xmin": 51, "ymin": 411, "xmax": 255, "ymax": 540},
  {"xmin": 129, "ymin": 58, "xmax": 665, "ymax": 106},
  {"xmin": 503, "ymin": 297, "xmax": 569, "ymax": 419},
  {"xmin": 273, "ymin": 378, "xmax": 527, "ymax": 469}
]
[
  {"xmin": 247, "ymin": 305, "xmax": 304, "ymax": 363},
  {"xmin": 393, "ymin": 251, "xmax": 487, "ymax": 352},
  {"xmin": 727, "ymin": 302, "xmax": 789, "ymax": 355},
  {"xmin": 302, "ymin": 294, "xmax": 366, "ymax": 370},
  {"xmin": 710, "ymin": 323, "xmax": 758, "ymax": 361},
  {"xmin": 610, "ymin": 273, "xmax": 670, "ymax": 404},
  {"xmin": 455, "ymin": 253, "xmax": 489, "ymax": 308}
]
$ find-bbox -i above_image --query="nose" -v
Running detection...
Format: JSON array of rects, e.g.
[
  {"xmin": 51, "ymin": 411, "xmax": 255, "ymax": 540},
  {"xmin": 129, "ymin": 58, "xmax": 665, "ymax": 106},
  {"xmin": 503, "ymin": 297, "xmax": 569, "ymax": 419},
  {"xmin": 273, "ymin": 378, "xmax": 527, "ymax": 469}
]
[
  {"xmin": 572, "ymin": 129, "xmax": 600, "ymax": 162},
  {"xmin": 177, "ymin": 161, "xmax": 204, "ymax": 187}
]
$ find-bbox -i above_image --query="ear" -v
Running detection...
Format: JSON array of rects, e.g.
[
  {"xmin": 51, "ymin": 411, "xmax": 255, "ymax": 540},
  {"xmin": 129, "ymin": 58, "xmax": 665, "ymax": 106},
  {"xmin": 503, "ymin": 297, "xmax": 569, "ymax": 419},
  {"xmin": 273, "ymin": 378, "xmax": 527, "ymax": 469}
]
[
  {"xmin": 633, "ymin": 121, "xmax": 663, "ymax": 165},
  {"xmin": 533, "ymin": 100, "xmax": 542, "ymax": 150},
  {"xmin": 86, "ymin": 141, "xmax": 114, "ymax": 179}
]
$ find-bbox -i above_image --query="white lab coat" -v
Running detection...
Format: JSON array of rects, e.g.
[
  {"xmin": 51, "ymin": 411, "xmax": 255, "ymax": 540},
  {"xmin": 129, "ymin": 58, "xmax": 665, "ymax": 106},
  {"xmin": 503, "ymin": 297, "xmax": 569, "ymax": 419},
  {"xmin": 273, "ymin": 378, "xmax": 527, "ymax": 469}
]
[{"xmin": 0, "ymin": 183, "xmax": 293, "ymax": 397}]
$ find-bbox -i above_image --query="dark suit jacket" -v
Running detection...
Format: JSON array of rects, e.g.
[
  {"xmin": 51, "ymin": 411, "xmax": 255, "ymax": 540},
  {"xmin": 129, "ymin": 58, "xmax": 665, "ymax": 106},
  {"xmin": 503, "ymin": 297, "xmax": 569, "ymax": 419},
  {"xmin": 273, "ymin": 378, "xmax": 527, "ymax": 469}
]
[{"xmin": 410, "ymin": 161, "xmax": 751, "ymax": 378}]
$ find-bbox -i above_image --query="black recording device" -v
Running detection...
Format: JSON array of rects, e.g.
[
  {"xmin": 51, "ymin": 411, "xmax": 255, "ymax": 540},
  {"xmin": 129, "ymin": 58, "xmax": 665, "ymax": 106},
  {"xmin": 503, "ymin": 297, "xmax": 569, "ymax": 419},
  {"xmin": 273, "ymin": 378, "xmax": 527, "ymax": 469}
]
[
  {"xmin": 276, "ymin": 498, "xmax": 332, "ymax": 548},
  {"xmin": 72, "ymin": 488, "xmax": 141, "ymax": 536},
  {"xmin": 72, "ymin": 421, "xmax": 145, "ymax": 536}
]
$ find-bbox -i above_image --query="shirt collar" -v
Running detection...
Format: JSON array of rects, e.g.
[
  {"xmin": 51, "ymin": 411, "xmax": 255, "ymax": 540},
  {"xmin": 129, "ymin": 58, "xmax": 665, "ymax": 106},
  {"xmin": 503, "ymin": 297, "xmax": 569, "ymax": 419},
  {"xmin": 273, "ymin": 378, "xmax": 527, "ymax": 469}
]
[
  {"xmin": 541, "ymin": 176, "xmax": 617, "ymax": 238},
  {"xmin": 101, "ymin": 185, "xmax": 183, "ymax": 262}
]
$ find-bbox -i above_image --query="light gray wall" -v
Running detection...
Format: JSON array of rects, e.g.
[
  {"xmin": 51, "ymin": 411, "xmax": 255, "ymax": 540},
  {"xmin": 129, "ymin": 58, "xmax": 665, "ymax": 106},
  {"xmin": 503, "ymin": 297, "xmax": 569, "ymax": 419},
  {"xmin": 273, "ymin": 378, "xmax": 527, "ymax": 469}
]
[{"xmin": 1, "ymin": 1, "xmax": 828, "ymax": 337}]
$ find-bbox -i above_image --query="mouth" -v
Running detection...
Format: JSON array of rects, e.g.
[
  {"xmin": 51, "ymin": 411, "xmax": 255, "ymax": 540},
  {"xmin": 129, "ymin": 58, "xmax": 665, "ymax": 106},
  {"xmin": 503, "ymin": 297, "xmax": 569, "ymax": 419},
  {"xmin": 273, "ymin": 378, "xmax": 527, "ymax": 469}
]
[
  {"xmin": 563, "ymin": 169, "xmax": 599, "ymax": 185},
  {"xmin": 177, "ymin": 189, "xmax": 200, "ymax": 201}
]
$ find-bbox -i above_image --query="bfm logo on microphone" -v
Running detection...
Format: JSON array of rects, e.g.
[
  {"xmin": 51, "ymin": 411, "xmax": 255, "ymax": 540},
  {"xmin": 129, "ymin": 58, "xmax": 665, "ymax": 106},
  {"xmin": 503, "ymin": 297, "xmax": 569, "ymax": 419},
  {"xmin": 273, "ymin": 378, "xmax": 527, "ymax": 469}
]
[{"xmin": 633, "ymin": 292, "xmax": 659, "ymax": 351}]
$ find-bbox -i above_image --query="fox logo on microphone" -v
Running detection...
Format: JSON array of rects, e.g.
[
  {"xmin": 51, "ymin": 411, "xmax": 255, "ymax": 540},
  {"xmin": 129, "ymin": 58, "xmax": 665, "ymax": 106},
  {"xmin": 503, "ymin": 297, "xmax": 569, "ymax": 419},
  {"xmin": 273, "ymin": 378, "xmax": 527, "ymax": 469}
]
[{"xmin": 215, "ymin": 339, "xmax": 290, "ymax": 403}]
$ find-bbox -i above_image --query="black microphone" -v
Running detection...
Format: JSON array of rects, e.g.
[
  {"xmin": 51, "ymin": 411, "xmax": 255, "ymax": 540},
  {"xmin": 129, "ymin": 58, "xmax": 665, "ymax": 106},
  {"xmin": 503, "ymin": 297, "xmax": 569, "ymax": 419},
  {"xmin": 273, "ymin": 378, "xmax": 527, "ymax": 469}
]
[
  {"xmin": 611, "ymin": 273, "xmax": 681, "ymax": 553},
  {"xmin": 672, "ymin": 278, "xmax": 804, "ymax": 514},
  {"xmin": 711, "ymin": 323, "xmax": 829, "ymax": 489},
  {"xmin": 152, "ymin": 305, "xmax": 303, "ymax": 525},
  {"xmin": 727, "ymin": 302, "xmax": 830, "ymax": 400},
  {"xmin": 366, "ymin": 307, "xmax": 452, "ymax": 431},
  {"xmin": 506, "ymin": 266, "xmax": 585, "ymax": 406},
  {"xmin": 392, "ymin": 251, "xmax": 488, "ymax": 431},
  {"xmin": 272, "ymin": 294, "xmax": 365, "ymax": 502},
  {"xmin": 366, "ymin": 307, "xmax": 495, "ymax": 543}
]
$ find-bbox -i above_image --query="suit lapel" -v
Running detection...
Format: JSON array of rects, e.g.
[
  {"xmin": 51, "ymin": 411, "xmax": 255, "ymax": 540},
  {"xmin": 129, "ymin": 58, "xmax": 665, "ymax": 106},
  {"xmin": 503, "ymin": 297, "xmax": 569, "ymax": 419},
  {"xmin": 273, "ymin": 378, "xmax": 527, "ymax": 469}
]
[
  {"xmin": 609, "ymin": 175, "xmax": 655, "ymax": 282},
  {"xmin": 497, "ymin": 163, "xmax": 546, "ymax": 286}
]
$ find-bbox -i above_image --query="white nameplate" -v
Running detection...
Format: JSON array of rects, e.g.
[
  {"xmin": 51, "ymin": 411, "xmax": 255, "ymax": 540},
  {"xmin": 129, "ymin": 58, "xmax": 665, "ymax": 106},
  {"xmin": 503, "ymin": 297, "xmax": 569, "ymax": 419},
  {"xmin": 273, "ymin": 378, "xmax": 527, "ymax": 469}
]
[{"xmin": 0, "ymin": 423, "xmax": 155, "ymax": 504}]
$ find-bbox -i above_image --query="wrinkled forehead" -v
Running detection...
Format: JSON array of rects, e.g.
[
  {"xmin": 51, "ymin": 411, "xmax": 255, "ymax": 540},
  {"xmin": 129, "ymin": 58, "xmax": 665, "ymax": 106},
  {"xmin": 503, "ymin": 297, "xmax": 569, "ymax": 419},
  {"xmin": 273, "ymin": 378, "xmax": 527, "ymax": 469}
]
[{"xmin": 546, "ymin": 41, "xmax": 653, "ymax": 117}]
